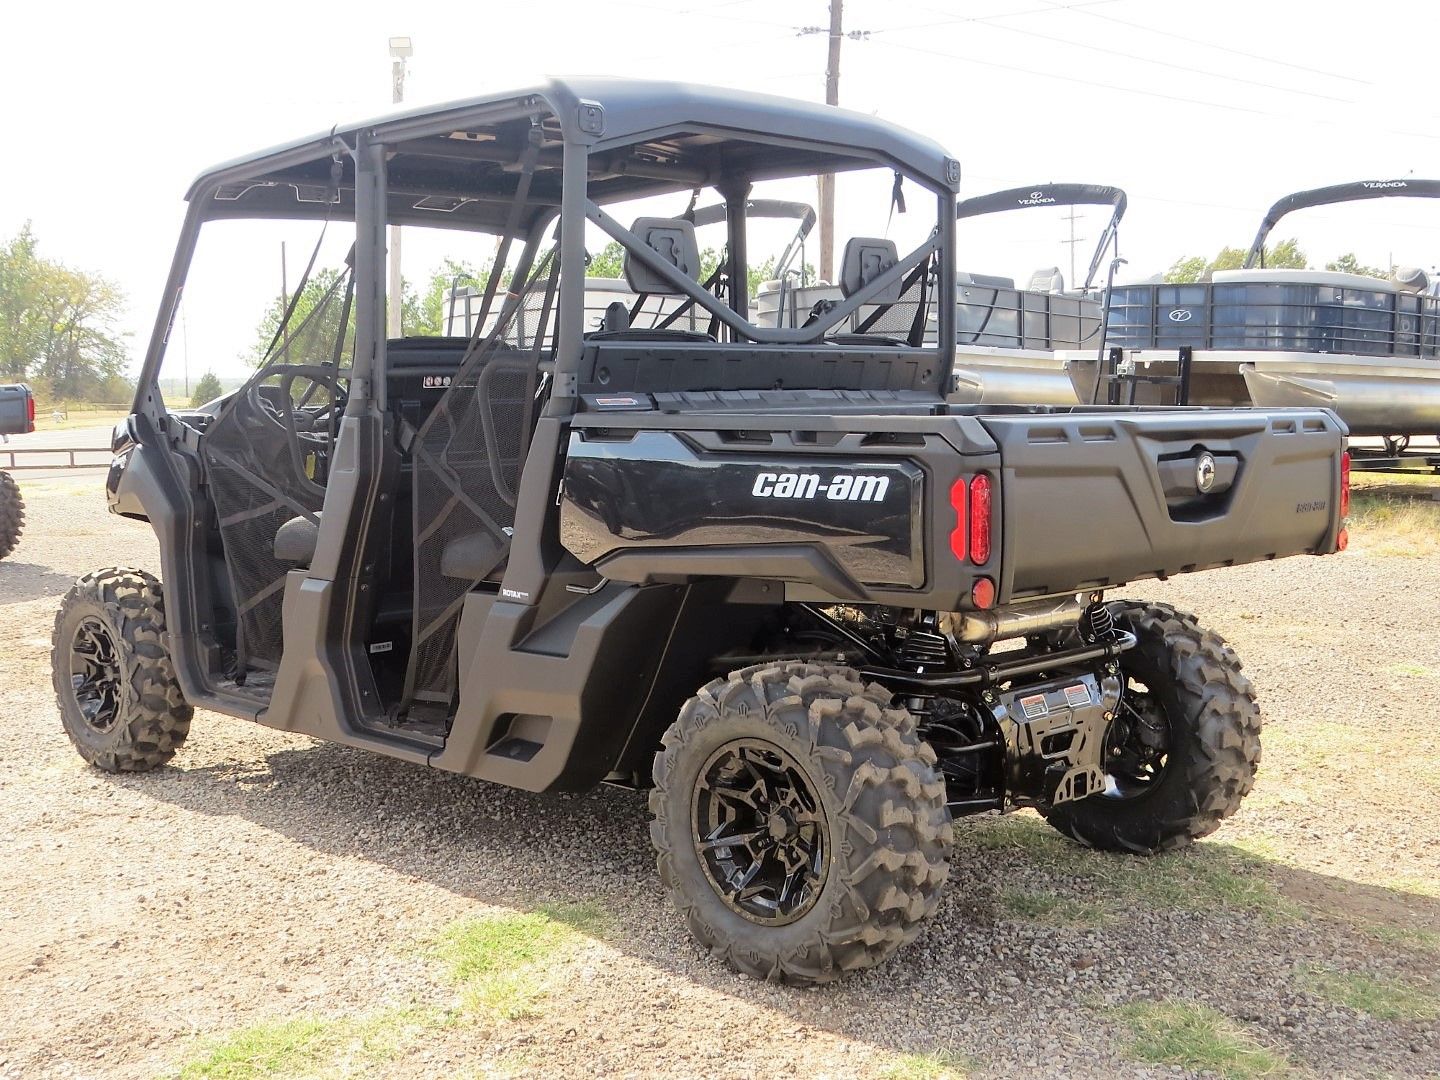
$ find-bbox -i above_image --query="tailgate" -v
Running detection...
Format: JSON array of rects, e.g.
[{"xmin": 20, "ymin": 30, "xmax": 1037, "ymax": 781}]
[{"xmin": 980, "ymin": 409, "xmax": 1345, "ymax": 600}]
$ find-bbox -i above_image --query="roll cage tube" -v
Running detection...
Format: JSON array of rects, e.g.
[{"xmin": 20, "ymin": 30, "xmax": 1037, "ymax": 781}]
[
  {"xmin": 1244, "ymin": 179, "xmax": 1440, "ymax": 268},
  {"xmin": 956, "ymin": 183, "xmax": 1127, "ymax": 291},
  {"xmin": 584, "ymin": 198, "xmax": 940, "ymax": 344}
]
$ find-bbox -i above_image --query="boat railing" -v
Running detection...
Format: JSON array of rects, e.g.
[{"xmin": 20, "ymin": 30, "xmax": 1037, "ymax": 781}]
[{"xmin": 1106, "ymin": 280, "xmax": 1440, "ymax": 358}]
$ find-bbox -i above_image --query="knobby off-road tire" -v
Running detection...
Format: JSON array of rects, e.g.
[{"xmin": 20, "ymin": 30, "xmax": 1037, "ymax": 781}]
[
  {"xmin": 1042, "ymin": 601, "xmax": 1260, "ymax": 855},
  {"xmin": 52, "ymin": 567, "xmax": 192, "ymax": 772},
  {"xmin": 0, "ymin": 470, "xmax": 25, "ymax": 559},
  {"xmin": 649, "ymin": 662, "xmax": 953, "ymax": 985}
]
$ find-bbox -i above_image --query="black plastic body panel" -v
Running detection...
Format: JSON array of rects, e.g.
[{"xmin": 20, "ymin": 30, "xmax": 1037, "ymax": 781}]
[
  {"xmin": 580, "ymin": 340, "xmax": 947, "ymax": 396},
  {"xmin": 559, "ymin": 414, "xmax": 1001, "ymax": 609},
  {"xmin": 978, "ymin": 408, "xmax": 1346, "ymax": 600}
]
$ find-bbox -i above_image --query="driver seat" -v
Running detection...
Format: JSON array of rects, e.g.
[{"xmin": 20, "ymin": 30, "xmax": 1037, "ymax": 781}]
[{"xmin": 275, "ymin": 514, "xmax": 320, "ymax": 567}]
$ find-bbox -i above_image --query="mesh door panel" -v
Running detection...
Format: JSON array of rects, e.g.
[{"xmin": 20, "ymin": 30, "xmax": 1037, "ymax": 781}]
[
  {"xmin": 202, "ymin": 376, "xmax": 332, "ymax": 668},
  {"xmin": 406, "ymin": 255, "xmax": 556, "ymax": 703}
]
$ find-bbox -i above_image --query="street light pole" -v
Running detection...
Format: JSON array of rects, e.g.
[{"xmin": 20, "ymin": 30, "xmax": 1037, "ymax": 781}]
[{"xmin": 386, "ymin": 36, "xmax": 413, "ymax": 339}]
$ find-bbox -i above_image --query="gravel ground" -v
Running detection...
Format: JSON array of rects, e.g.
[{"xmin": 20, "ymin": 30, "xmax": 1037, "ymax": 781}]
[{"xmin": 1, "ymin": 475, "xmax": 1437, "ymax": 1079}]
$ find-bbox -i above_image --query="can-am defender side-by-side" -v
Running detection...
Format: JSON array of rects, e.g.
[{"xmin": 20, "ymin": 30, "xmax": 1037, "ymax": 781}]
[{"xmin": 55, "ymin": 80, "xmax": 1348, "ymax": 984}]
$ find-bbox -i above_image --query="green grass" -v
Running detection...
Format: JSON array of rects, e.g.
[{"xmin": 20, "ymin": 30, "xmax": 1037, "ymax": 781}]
[
  {"xmin": 177, "ymin": 903, "xmax": 609, "ymax": 1077},
  {"xmin": 995, "ymin": 887, "xmax": 1109, "ymax": 927},
  {"xmin": 1300, "ymin": 966, "xmax": 1440, "ymax": 1021},
  {"xmin": 1115, "ymin": 1001, "xmax": 1286, "ymax": 1079},
  {"xmin": 1387, "ymin": 661, "xmax": 1440, "ymax": 678},
  {"xmin": 880, "ymin": 1049, "xmax": 972, "ymax": 1080},
  {"xmin": 1362, "ymin": 922, "xmax": 1440, "ymax": 954},
  {"xmin": 176, "ymin": 1007, "xmax": 437, "ymax": 1079},
  {"xmin": 969, "ymin": 816, "xmax": 1298, "ymax": 922},
  {"xmin": 429, "ymin": 902, "xmax": 609, "ymax": 1019}
]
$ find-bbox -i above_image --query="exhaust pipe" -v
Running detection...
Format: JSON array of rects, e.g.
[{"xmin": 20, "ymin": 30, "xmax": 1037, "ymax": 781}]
[{"xmin": 942, "ymin": 596, "xmax": 1087, "ymax": 645}]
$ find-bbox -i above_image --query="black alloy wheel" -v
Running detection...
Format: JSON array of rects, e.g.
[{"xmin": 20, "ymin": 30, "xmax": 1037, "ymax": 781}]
[
  {"xmin": 70, "ymin": 616, "xmax": 123, "ymax": 734},
  {"xmin": 691, "ymin": 738, "xmax": 828, "ymax": 925}
]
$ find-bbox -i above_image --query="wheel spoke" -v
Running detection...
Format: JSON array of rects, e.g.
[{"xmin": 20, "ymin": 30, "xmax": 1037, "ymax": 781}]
[{"xmin": 693, "ymin": 737, "xmax": 830, "ymax": 926}]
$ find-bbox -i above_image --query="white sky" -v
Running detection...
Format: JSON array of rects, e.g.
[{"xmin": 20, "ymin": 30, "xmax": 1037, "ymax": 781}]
[{"xmin": 6, "ymin": 0, "xmax": 1440, "ymax": 381}]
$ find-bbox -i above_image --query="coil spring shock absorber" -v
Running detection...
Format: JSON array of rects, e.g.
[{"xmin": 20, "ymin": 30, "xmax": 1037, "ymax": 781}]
[{"xmin": 1080, "ymin": 600, "xmax": 1116, "ymax": 643}]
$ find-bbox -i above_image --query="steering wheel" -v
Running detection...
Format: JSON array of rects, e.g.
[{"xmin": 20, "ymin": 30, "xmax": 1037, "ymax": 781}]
[{"xmin": 245, "ymin": 365, "xmax": 347, "ymax": 497}]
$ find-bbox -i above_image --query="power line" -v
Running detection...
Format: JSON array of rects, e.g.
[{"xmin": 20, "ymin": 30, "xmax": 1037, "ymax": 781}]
[
  {"xmin": 1035, "ymin": 0, "xmax": 1372, "ymax": 86},
  {"xmin": 868, "ymin": 36, "xmax": 1440, "ymax": 142},
  {"xmin": 870, "ymin": 0, "xmax": 1120, "ymax": 36},
  {"xmin": 906, "ymin": 16, "xmax": 1355, "ymax": 105}
]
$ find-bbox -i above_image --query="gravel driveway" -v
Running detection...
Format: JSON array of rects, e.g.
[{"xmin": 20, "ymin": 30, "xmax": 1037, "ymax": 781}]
[{"xmin": 1, "ymin": 475, "xmax": 1436, "ymax": 1079}]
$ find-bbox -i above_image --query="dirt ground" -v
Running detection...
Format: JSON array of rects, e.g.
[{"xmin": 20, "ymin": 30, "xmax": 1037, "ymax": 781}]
[{"xmin": 1, "ymin": 474, "xmax": 1436, "ymax": 1080}]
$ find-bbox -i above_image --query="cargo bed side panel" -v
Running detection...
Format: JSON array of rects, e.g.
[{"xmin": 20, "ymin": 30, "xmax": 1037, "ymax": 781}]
[{"xmin": 983, "ymin": 409, "xmax": 1344, "ymax": 600}]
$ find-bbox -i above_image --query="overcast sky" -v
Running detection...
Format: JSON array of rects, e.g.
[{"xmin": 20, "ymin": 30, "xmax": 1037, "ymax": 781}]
[{"xmin": 6, "ymin": 0, "xmax": 1439, "ymax": 379}]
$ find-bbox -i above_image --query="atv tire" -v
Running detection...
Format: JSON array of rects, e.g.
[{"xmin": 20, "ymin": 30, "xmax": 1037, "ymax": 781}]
[
  {"xmin": 52, "ymin": 567, "xmax": 192, "ymax": 772},
  {"xmin": 1042, "ymin": 601, "xmax": 1260, "ymax": 855},
  {"xmin": 0, "ymin": 470, "xmax": 25, "ymax": 559},
  {"xmin": 649, "ymin": 662, "xmax": 952, "ymax": 984}
]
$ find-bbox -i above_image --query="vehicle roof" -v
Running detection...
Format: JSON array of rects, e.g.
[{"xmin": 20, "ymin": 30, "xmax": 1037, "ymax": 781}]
[{"xmin": 187, "ymin": 77, "xmax": 960, "ymax": 201}]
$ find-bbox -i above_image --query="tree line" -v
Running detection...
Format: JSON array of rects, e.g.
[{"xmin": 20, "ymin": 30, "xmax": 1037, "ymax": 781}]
[
  {"xmin": 0, "ymin": 224, "xmax": 133, "ymax": 403},
  {"xmin": 1164, "ymin": 238, "xmax": 1390, "ymax": 283}
]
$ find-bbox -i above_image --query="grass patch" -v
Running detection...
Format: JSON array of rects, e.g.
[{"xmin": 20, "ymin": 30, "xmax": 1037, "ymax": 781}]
[
  {"xmin": 880, "ymin": 1049, "xmax": 972, "ymax": 1080},
  {"xmin": 969, "ymin": 816, "xmax": 1297, "ymax": 922},
  {"xmin": 1115, "ymin": 1001, "xmax": 1286, "ymax": 1078},
  {"xmin": 995, "ymin": 887, "xmax": 1108, "ymax": 927},
  {"xmin": 1387, "ymin": 661, "xmax": 1440, "ymax": 678},
  {"xmin": 1362, "ymin": 922, "xmax": 1440, "ymax": 954},
  {"xmin": 1299, "ymin": 965, "xmax": 1440, "ymax": 1021},
  {"xmin": 430, "ymin": 902, "xmax": 608, "ymax": 1019},
  {"xmin": 1347, "ymin": 491, "xmax": 1440, "ymax": 557},
  {"xmin": 176, "ymin": 1007, "xmax": 437, "ymax": 1080}
]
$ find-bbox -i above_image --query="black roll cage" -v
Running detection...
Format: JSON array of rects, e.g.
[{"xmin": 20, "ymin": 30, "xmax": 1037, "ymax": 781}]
[
  {"xmin": 1244, "ymin": 179, "xmax": 1440, "ymax": 268},
  {"xmin": 956, "ymin": 183, "xmax": 1127, "ymax": 292}
]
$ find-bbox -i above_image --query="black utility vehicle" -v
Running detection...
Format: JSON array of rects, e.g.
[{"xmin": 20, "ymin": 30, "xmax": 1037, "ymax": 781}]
[
  {"xmin": 0, "ymin": 383, "xmax": 34, "ymax": 558},
  {"xmin": 54, "ymin": 81, "xmax": 1348, "ymax": 983}
]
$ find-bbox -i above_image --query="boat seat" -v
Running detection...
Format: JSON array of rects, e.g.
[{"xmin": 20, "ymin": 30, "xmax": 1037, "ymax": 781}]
[
  {"xmin": 1027, "ymin": 267, "xmax": 1065, "ymax": 293},
  {"xmin": 957, "ymin": 271, "xmax": 1016, "ymax": 289}
]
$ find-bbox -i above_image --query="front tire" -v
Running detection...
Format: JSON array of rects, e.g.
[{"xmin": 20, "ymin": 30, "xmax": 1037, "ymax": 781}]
[
  {"xmin": 1041, "ymin": 602, "xmax": 1260, "ymax": 854},
  {"xmin": 649, "ymin": 662, "xmax": 952, "ymax": 984},
  {"xmin": 52, "ymin": 567, "xmax": 192, "ymax": 772},
  {"xmin": 0, "ymin": 470, "xmax": 25, "ymax": 559}
]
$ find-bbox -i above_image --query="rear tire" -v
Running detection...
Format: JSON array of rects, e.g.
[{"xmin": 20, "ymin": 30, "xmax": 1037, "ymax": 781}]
[
  {"xmin": 52, "ymin": 568, "xmax": 192, "ymax": 772},
  {"xmin": 0, "ymin": 470, "xmax": 25, "ymax": 559},
  {"xmin": 1041, "ymin": 602, "xmax": 1260, "ymax": 855},
  {"xmin": 649, "ymin": 662, "xmax": 952, "ymax": 984}
]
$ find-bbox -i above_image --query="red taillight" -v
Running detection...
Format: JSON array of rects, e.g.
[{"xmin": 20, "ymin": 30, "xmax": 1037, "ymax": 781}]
[
  {"xmin": 1337, "ymin": 527, "xmax": 1349, "ymax": 551},
  {"xmin": 971, "ymin": 576, "xmax": 996, "ymax": 609},
  {"xmin": 949, "ymin": 477, "xmax": 967, "ymax": 562},
  {"xmin": 25, "ymin": 393, "xmax": 34, "ymax": 433},
  {"xmin": 1339, "ymin": 450, "xmax": 1350, "ymax": 518},
  {"xmin": 969, "ymin": 473, "xmax": 992, "ymax": 565}
]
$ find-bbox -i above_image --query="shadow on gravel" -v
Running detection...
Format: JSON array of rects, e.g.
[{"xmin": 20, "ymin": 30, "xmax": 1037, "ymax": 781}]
[
  {"xmin": 0, "ymin": 561, "xmax": 79, "ymax": 605},
  {"xmin": 127, "ymin": 735, "xmax": 1440, "ymax": 1070}
]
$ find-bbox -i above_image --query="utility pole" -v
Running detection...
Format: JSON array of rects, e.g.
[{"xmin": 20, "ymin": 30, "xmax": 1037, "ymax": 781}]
[
  {"xmin": 798, "ymin": 4, "xmax": 870, "ymax": 283},
  {"xmin": 1061, "ymin": 209, "xmax": 1085, "ymax": 287},
  {"xmin": 819, "ymin": 0, "xmax": 842, "ymax": 284},
  {"xmin": 387, "ymin": 37, "xmax": 413, "ymax": 339}
]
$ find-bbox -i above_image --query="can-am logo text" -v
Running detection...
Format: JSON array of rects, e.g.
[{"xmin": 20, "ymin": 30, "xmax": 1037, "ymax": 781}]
[
  {"xmin": 1361, "ymin": 180, "xmax": 1408, "ymax": 189},
  {"xmin": 751, "ymin": 472, "xmax": 891, "ymax": 502}
]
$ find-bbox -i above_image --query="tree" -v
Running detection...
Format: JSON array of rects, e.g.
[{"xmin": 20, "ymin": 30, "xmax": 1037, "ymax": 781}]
[
  {"xmin": 1325, "ymin": 253, "xmax": 1388, "ymax": 279},
  {"xmin": 586, "ymin": 241, "xmax": 625, "ymax": 278},
  {"xmin": 1164, "ymin": 238, "xmax": 1306, "ymax": 283},
  {"xmin": 251, "ymin": 267, "xmax": 356, "ymax": 366},
  {"xmin": 191, "ymin": 371, "xmax": 224, "ymax": 407},
  {"xmin": 0, "ymin": 223, "xmax": 131, "ymax": 400}
]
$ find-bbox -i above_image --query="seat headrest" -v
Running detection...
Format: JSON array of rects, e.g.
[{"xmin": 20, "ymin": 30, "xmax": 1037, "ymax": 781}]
[
  {"xmin": 1392, "ymin": 266, "xmax": 1428, "ymax": 293},
  {"xmin": 1027, "ymin": 266, "xmax": 1065, "ymax": 293},
  {"xmin": 840, "ymin": 237, "xmax": 901, "ymax": 302},
  {"xmin": 623, "ymin": 218, "xmax": 702, "ymax": 295}
]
